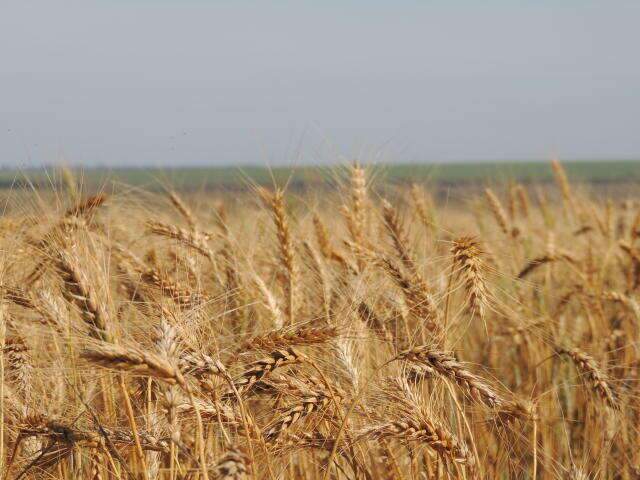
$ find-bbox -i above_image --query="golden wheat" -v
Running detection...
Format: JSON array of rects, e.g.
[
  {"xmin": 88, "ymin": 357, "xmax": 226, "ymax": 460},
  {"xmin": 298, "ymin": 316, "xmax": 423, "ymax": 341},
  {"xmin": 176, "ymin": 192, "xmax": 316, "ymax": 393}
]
[{"xmin": 0, "ymin": 161, "xmax": 637, "ymax": 479}]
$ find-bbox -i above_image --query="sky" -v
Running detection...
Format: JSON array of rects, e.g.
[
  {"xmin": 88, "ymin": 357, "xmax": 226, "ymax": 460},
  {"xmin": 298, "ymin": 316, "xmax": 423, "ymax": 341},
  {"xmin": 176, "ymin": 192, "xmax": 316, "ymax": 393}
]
[{"xmin": 1, "ymin": 1, "xmax": 639, "ymax": 168}]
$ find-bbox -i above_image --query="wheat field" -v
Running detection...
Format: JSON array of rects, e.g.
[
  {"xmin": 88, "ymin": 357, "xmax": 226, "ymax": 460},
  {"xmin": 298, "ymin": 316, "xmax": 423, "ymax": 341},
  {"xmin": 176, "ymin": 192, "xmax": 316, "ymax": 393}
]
[{"xmin": 0, "ymin": 161, "xmax": 638, "ymax": 479}]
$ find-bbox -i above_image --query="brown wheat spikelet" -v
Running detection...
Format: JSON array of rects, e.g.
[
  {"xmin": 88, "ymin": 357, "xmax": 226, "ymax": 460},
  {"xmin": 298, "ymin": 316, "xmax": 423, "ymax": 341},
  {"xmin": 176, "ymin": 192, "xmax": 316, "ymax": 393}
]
[
  {"xmin": 394, "ymin": 345, "xmax": 503, "ymax": 408},
  {"xmin": 146, "ymin": 220, "xmax": 213, "ymax": 260},
  {"xmin": 410, "ymin": 183, "xmax": 435, "ymax": 232},
  {"xmin": 179, "ymin": 352, "xmax": 229, "ymax": 381},
  {"xmin": 231, "ymin": 347, "xmax": 305, "ymax": 396},
  {"xmin": 348, "ymin": 161, "xmax": 367, "ymax": 244},
  {"xmin": 3, "ymin": 336, "xmax": 33, "ymax": 400},
  {"xmin": 260, "ymin": 186, "xmax": 297, "ymax": 324},
  {"xmin": 484, "ymin": 188, "xmax": 510, "ymax": 236},
  {"xmin": 64, "ymin": 193, "xmax": 108, "ymax": 218},
  {"xmin": 212, "ymin": 446, "xmax": 250, "ymax": 479},
  {"xmin": 451, "ymin": 236, "xmax": 490, "ymax": 319},
  {"xmin": 312, "ymin": 214, "xmax": 352, "ymax": 270},
  {"xmin": 381, "ymin": 198, "xmax": 419, "ymax": 276},
  {"xmin": 168, "ymin": 190, "xmax": 197, "ymax": 231},
  {"xmin": 55, "ymin": 252, "xmax": 112, "ymax": 342},
  {"xmin": 239, "ymin": 324, "xmax": 338, "ymax": 352},
  {"xmin": 81, "ymin": 342, "xmax": 183, "ymax": 385},
  {"xmin": 249, "ymin": 272, "xmax": 285, "ymax": 329},
  {"xmin": 514, "ymin": 184, "xmax": 530, "ymax": 219},
  {"xmin": 358, "ymin": 415, "xmax": 473, "ymax": 467},
  {"xmin": 517, "ymin": 247, "xmax": 577, "ymax": 279},
  {"xmin": 264, "ymin": 390, "xmax": 339, "ymax": 441},
  {"xmin": 551, "ymin": 158, "xmax": 574, "ymax": 213},
  {"xmin": 556, "ymin": 346, "xmax": 620, "ymax": 410},
  {"xmin": 138, "ymin": 266, "xmax": 205, "ymax": 309},
  {"xmin": 382, "ymin": 257, "xmax": 439, "ymax": 331}
]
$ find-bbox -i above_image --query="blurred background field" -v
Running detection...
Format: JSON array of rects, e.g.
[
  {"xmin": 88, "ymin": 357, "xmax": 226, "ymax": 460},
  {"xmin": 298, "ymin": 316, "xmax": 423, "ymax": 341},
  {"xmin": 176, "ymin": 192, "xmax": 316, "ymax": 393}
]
[{"xmin": 1, "ymin": 159, "xmax": 638, "ymax": 192}]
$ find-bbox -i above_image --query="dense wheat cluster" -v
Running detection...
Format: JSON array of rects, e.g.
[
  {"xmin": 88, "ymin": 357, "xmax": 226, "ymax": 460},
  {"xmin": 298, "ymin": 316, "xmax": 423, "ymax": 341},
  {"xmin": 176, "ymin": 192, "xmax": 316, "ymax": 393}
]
[{"xmin": 0, "ymin": 161, "xmax": 639, "ymax": 479}]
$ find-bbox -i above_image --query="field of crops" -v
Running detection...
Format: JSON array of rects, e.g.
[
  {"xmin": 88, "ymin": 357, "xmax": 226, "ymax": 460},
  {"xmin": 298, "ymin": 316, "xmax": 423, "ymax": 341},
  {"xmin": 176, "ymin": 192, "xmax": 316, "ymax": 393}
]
[
  {"xmin": 0, "ymin": 160, "xmax": 638, "ymax": 479},
  {"xmin": 1, "ymin": 159, "xmax": 638, "ymax": 191}
]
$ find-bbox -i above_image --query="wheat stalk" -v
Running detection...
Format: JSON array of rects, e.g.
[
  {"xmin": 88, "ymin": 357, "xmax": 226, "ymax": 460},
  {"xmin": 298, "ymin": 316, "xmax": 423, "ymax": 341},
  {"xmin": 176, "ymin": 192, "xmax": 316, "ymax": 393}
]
[
  {"xmin": 484, "ymin": 188, "xmax": 510, "ymax": 236},
  {"xmin": 451, "ymin": 236, "xmax": 490, "ymax": 319},
  {"xmin": 259, "ymin": 187, "xmax": 297, "ymax": 325},
  {"xmin": 231, "ymin": 347, "xmax": 305, "ymax": 397},
  {"xmin": 556, "ymin": 346, "xmax": 620, "ymax": 410},
  {"xmin": 393, "ymin": 345, "xmax": 503, "ymax": 408}
]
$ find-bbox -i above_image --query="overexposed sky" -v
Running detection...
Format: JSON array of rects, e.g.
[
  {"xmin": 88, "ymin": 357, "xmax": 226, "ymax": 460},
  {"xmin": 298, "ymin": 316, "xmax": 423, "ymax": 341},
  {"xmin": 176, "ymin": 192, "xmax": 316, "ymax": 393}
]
[{"xmin": 1, "ymin": 1, "xmax": 639, "ymax": 167}]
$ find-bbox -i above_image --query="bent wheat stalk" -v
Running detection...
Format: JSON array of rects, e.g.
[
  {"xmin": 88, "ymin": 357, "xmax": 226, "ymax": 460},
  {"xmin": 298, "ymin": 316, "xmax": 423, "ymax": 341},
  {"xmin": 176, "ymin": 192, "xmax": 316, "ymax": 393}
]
[
  {"xmin": 556, "ymin": 346, "xmax": 620, "ymax": 410},
  {"xmin": 392, "ymin": 345, "xmax": 503, "ymax": 408}
]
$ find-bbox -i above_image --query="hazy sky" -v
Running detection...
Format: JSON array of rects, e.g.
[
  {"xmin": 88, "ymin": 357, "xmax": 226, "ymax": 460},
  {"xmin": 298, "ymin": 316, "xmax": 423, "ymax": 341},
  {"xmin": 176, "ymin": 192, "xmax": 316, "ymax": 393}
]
[{"xmin": 1, "ymin": 1, "xmax": 639, "ymax": 167}]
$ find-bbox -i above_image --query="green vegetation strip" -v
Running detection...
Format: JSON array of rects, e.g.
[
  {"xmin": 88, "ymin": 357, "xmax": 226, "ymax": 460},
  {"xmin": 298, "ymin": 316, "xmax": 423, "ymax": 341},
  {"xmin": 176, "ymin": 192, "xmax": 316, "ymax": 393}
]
[{"xmin": 0, "ymin": 160, "xmax": 637, "ymax": 189}]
